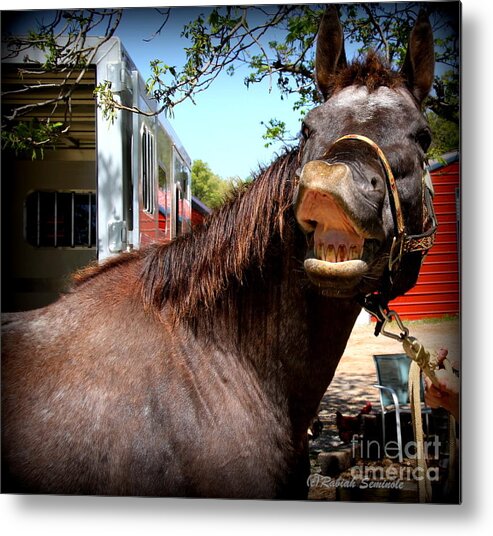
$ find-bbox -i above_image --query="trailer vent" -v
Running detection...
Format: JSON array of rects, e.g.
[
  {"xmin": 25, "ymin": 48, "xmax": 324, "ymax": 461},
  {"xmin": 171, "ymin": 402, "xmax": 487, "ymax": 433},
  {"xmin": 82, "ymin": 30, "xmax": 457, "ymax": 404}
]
[{"xmin": 25, "ymin": 191, "xmax": 96, "ymax": 248}]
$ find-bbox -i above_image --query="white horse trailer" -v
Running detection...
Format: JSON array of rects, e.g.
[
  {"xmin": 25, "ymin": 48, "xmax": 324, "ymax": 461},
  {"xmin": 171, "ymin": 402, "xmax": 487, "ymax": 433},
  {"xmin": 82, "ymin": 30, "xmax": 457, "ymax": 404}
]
[{"xmin": 2, "ymin": 37, "xmax": 193, "ymax": 312}]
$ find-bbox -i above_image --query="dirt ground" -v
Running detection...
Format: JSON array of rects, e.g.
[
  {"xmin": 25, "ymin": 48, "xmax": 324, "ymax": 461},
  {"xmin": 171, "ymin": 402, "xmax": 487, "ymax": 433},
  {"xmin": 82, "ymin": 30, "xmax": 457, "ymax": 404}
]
[{"xmin": 308, "ymin": 315, "xmax": 460, "ymax": 483}]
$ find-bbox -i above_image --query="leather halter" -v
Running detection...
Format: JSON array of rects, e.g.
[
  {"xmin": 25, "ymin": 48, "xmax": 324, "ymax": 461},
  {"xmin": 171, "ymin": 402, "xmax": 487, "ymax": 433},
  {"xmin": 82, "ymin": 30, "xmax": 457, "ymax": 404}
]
[
  {"xmin": 327, "ymin": 134, "xmax": 438, "ymax": 323},
  {"xmin": 330, "ymin": 134, "xmax": 438, "ymax": 276}
]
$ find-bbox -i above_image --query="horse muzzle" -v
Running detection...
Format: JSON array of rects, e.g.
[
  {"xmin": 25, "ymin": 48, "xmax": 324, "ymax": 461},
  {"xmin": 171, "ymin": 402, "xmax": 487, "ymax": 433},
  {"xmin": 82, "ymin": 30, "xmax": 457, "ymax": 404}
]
[{"xmin": 294, "ymin": 159, "xmax": 384, "ymax": 295}]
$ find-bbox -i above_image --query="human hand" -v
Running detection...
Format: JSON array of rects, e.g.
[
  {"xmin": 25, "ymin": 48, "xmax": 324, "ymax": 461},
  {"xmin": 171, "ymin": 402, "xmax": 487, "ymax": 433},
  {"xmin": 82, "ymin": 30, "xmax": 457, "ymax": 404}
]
[{"xmin": 424, "ymin": 368, "xmax": 459, "ymax": 421}]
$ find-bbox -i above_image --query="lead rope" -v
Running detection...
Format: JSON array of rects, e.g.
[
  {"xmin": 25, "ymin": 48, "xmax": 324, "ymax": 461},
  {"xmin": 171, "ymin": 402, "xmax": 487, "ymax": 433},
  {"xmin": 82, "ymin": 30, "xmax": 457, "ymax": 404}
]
[
  {"xmin": 408, "ymin": 359, "xmax": 430, "ymax": 502},
  {"xmin": 365, "ymin": 304, "xmax": 457, "ymax": 503}
]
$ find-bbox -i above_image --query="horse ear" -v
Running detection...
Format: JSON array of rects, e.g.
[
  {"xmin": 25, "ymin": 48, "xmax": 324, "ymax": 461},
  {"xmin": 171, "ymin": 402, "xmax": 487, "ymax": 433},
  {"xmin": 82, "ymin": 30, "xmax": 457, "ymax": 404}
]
[
  {"xmin": 315, "ymin": 5, "xmax": 347, "ymax": 100},
  {"xmin": 401, "ymin": 10, "xmax": 435, "ymax": 105}
]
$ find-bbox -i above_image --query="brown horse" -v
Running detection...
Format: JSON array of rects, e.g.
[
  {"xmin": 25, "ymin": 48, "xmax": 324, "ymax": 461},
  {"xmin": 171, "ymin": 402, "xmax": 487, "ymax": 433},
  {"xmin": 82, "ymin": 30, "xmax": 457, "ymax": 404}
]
[{"xmin": 1, "ymin": 8, "xmax": 435, "ymax": 498}]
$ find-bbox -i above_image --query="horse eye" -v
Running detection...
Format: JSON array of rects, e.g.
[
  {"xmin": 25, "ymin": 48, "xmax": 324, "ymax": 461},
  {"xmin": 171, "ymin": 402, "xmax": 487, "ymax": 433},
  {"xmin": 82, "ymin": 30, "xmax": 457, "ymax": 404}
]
[{"xmin": 416, "ymin": 129, "xmax": 432, "ymax": 151}]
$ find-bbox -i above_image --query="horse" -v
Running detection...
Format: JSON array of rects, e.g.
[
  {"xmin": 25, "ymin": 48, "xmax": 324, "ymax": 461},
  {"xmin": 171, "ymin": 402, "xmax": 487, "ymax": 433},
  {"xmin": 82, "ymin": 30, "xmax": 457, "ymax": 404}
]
[{"xmin": 1, "ymin": 7, "xmax": 436, "ymax": 498}]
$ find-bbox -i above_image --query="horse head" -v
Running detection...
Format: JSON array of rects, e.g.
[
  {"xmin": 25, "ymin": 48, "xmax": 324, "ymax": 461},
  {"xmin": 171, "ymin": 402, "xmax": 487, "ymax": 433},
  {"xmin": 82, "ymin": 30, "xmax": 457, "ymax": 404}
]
[{"xmin": 294, "ymin": 7, "xmax": 436, "ymax": 302}]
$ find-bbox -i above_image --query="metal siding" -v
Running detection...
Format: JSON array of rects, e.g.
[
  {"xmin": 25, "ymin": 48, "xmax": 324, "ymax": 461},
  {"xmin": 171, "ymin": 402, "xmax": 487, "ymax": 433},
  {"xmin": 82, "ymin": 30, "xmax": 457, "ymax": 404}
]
[{"xmin": 389, "ymin": 161, "xmax": 460, "ymax": 319}]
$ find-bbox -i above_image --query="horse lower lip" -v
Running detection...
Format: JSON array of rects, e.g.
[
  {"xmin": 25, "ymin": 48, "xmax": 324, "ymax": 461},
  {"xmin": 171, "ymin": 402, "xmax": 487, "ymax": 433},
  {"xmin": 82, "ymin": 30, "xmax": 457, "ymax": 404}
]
[{"xmin": 303, "ymin": 257, "xmax": 368, "ymax": 288}]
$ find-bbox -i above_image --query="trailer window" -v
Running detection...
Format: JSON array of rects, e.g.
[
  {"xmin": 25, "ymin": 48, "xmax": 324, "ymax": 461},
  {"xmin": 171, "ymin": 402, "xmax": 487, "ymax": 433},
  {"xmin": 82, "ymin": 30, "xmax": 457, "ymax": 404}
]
[
  {"xmin": 25, "ymin": 191, "xmax": 96, "ymax": 248},
  {"xmin": 142, "ymin": 127, "xmax": 155, "ymax": 214},
  {"xmin": 173, "ymin": 153, "xmax": 192, "ymax": 236}
]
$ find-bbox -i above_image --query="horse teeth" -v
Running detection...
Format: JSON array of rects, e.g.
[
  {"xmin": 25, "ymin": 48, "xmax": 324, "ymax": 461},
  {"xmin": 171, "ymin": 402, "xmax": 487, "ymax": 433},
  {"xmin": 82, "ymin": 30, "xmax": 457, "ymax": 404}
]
[
  {"xmin": 317, "ymin": 243, "xmax": 361, "ymax": 262},
  {"xmin": 326, "ymin": 245, "xmax": 336, "ymax": 262},
  {"xmin": 337, "ymin": 245, "xmax": 347, "ymax": 262},
  {"xmin": 349, "ymin": 246, "xmax": 360, "ymax": 260}
]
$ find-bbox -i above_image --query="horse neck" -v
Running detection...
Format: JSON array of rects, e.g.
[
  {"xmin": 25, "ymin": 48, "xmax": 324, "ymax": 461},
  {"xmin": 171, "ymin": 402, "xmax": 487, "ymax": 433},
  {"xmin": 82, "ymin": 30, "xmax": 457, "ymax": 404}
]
[
  {"xmin": 237, "ymin": 284, "xmax": 360, "ymax": 435},
  {"xmin": 189, "ymin": 224, "xmax": 361, "ymax": 436}
]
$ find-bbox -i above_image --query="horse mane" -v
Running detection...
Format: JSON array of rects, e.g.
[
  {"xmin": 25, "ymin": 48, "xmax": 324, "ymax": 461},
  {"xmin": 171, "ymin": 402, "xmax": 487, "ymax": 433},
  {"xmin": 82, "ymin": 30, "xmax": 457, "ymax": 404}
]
[
  {"xmin": 327, "ymin": 51, "xmax": 405, "ymax": 95},
  {"xmin": 140, "ymin": 148, "xmax": 301, "ymax": 318},
  {"xmin": 72, "ymin": 251, "xmax": 140, "ymax": 286}
]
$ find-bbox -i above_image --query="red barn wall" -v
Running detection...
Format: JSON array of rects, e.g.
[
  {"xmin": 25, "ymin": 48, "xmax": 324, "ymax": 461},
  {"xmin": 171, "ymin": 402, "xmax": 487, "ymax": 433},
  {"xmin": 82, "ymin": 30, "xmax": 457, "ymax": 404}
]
[{"xmin": 389, "ymin": 160, "xmax": 460, "ymax": 319}]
